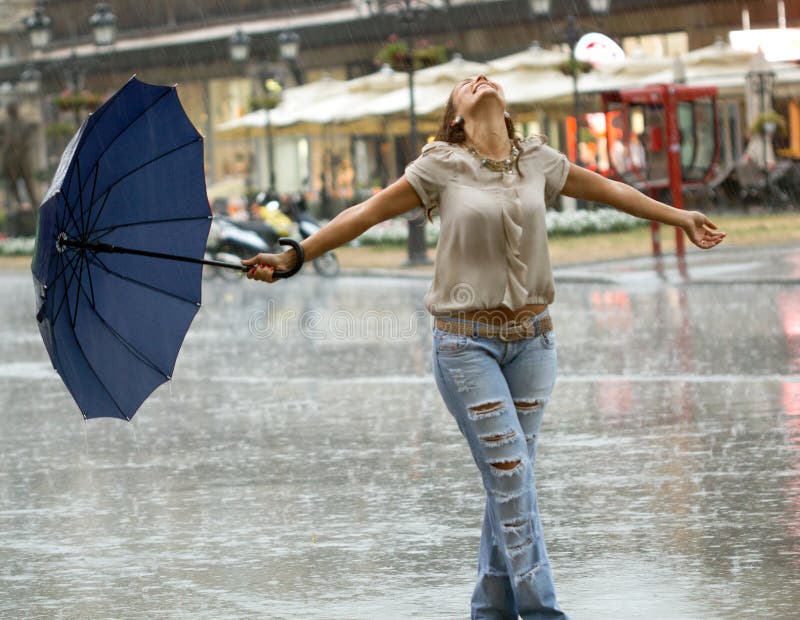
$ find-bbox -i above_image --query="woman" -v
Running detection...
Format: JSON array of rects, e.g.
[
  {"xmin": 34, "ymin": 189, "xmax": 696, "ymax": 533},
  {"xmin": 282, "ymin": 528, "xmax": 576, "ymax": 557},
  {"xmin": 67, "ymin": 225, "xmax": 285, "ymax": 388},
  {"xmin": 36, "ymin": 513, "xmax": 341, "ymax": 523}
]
[{"xmin": 242, "ymin": 75, "xmax": 725, "ymax": 619}]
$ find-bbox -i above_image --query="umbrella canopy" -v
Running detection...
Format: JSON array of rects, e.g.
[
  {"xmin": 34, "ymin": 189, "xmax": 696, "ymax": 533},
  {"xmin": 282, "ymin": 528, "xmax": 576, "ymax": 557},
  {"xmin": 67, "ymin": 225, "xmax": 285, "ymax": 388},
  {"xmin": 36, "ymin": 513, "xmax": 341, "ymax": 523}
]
[{"xmin": 32, "ymin": 76, "xmax": 212, "ymax": 421}]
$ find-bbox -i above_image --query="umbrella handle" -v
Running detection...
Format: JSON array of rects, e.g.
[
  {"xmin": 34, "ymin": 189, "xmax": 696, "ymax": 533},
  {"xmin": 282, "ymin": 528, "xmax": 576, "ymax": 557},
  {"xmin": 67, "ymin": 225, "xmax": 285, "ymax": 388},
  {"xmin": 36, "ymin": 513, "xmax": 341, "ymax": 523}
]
[{"xmin": 270, "ymin": 238, "xmax": 305, "ymax": 279}]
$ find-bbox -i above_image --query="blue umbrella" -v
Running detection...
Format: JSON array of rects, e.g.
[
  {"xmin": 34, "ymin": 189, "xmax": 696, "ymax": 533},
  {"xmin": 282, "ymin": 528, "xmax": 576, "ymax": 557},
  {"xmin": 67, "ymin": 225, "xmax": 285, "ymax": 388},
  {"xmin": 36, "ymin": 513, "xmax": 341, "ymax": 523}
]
[{"xmin": 31, "ymin": 76, "xmax": 302, "ymax": 421}]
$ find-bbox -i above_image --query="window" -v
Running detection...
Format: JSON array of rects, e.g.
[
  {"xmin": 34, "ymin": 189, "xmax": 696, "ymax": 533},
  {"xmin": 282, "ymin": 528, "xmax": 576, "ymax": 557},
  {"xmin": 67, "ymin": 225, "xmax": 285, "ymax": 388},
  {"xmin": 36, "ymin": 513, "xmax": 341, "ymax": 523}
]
[{"xmin": 622, "ymin": 31, "xmax": 688, "ymax": 58}]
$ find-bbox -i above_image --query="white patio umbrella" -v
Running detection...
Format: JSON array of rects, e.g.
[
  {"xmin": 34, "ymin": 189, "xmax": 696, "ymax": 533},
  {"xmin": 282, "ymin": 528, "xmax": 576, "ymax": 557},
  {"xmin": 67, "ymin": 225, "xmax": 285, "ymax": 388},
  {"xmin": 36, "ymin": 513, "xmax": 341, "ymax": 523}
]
[
  {"xmin": 681, "ymin": 36, "xmax": 753, "ymax": 67},
  {"xmin": 332, "ymin": 54, "xmax": 489, "ymax": 129},
  {"xmin": 414, "ymin": 53, "xmax": 490, "ymax": 84},
  {"xmin": 345, "ymin": 63, "xmax": 409, "ymax": 92},
  {"xmin": 488, "ymin": 42, "xmax": 569, "ymax": 73},
  {"xmin": 215, "ymin": 76, "xmax": 349, "ymax": 138}
]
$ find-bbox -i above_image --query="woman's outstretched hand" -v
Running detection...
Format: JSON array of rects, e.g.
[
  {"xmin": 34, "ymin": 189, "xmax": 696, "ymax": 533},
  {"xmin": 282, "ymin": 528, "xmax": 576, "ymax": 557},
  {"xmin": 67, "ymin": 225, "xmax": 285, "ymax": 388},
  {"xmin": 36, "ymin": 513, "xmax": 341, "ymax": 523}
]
[
  {"xmin": 241, "ymin": 252, "xmax": 282, "ymax": 283},
  {"xmin": 682, "ymin": 211, "xmax": 726, "ymax": 250}
]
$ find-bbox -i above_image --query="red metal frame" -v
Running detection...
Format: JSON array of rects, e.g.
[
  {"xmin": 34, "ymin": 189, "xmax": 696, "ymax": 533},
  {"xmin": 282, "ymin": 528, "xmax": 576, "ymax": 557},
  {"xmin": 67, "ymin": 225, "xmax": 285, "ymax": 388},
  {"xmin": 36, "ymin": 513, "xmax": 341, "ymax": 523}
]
[{"xmin": 601, "ymin": 84, "xmax": 720, "ymax": 258}]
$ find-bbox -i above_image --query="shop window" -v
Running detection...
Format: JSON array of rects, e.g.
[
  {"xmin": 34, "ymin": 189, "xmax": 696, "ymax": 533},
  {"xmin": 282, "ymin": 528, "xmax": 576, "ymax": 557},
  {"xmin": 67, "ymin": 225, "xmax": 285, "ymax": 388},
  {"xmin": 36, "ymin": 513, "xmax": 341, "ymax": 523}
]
[{"xmin": 622, "ymin": 31, "xmax": 688, "ymax": 58}]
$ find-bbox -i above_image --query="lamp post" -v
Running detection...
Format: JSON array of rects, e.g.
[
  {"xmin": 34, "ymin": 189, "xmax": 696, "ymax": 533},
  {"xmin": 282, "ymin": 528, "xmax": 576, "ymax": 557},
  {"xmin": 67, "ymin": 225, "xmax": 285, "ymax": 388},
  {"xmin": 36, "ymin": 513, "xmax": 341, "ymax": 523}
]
[
  {"xmin": 89, "ymin": 3, "xmax": 117, "ymax": 47},
  {"xmin": 365, "ymin": 0, "xmax": 444, "ymax": 266},
  {"xmin": 229, "ymin": 29, "xmax": 284, "ymax": 194},
  {"xmin": 18, "ymin": 65, "xmax": 42, "ymax": 96},
  {"xmin": 746, "ymin": 52, "xmax": 776, "ymax": 201},
  {"xmin": 564, "ymin": 0, "xmax": 611, "ymax": 159},
  {"xmin": 24, "ymin": 2, "xmax": 118, "ymax": 91},
  {"xmin": 565, "ymin": 15, "xmax": 581, "ymax": 160},
  {"xmin": 23, "ymin": 2, "xmax": 52, "ymax": 52},
  {"xmin": 278, "ymin": 30, "xmax": 303, "ymax": 86},
  {"xmin": 228, "ymin": 28, "xmax": 251, "ymax": 63},
  {"xmin": 262, "ymin": 77, "xmax": 283, "ymax": 193}
]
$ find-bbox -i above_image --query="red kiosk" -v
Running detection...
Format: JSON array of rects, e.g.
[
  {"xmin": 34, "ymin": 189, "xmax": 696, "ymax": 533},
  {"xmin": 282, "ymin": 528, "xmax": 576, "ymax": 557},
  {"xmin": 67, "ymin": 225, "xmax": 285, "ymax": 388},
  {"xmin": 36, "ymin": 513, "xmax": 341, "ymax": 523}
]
[{"xmin": 601, "ymin": 84, "xmax": 720, "ymax": 257}]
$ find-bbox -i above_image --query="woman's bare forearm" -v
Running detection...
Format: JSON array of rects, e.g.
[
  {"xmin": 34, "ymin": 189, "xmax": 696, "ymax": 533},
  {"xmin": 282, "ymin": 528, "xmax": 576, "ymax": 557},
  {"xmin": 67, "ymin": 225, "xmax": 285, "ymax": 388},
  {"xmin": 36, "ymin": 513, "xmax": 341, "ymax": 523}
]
[
  {"xmin": 561, "ymin": 163, "xmax": 689, "ymax": 228},
  {"xmin": 277, "ymin": 202, "xmax": 369, "ymax": 268},
  {"xmin": 602, "ymin": 180, "xmax": 688, "ymax": 227},
  {"xmin": 274, "ymin": 177, "xmax": 423, "ymax": 271}
]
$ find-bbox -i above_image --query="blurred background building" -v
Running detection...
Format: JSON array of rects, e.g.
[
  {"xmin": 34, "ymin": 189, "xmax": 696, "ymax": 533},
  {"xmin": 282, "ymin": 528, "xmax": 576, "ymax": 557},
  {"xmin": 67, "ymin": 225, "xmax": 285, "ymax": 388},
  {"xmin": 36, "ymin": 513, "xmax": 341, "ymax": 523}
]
[{"xmin": 0, "ymin": 0, "xmax": 797, "ymax": 222}]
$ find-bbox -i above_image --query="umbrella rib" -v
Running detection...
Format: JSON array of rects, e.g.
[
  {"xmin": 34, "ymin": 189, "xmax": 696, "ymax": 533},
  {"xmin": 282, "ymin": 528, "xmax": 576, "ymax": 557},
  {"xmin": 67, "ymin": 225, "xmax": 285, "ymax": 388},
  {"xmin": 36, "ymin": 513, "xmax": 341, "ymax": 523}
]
[
  {"xmin": 81, "ymin": 86, "xmax": 174, "ymax": 220},
  {"xmin": 59, "ymin": 77, "xmax": 146, "ymax": 210},
  {"xmin": 86, "ymin": 251, "xmax": 199, "ymax": 307},
  {"xmin": 84, "ymin": 246, "xmax": 97, "ymax": 309},
  {"xmin": 86, "ymin": 158, "xmax": 100, "ymax": 237},
  {"xmin": 73, "ymin": 265, "xmax": 172, "ymax": 379},
  {"xmin": 86, "ymin": 191, "xmax": 111, "ymax": 243},
  {"xmin": 89, "ymin": 215, "xmax": 212, "ymax": 244},
  {"xmin": 64, "ymin": 316, "xmax": 130, "ymax": 421},
  {"xmin": 55, "ymin": 190, "xmax": 84, "ymax": 242},
  {"xmin": 49, "ymin": 240, "xmax": 81, "ymax": 285},
  {"xmin": 69, "ymin": 251, "xmax": 87, "ymax": 329},
  {"xmin": 86, "ymin": 137, "xmax": 203, "ymax": 235},
  {"xmin": 84, "ymin": 85, "xmax": 173, "ymax": 198},
  {"xmin": 51, "ymin": 250, "xmax": 82, "ymax": 326},
  {"xmin": 76, "ymin": 158, "xmax": 86, "ymax": 241}
]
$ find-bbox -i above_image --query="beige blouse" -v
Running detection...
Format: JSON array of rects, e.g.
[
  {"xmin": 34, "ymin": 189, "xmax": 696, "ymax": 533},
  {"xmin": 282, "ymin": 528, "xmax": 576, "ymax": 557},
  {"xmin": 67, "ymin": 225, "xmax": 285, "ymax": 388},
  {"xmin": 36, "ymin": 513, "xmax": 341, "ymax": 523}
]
[{"xmin": 404, "ymin": 135, "xmax": 570, "ymax": 317}]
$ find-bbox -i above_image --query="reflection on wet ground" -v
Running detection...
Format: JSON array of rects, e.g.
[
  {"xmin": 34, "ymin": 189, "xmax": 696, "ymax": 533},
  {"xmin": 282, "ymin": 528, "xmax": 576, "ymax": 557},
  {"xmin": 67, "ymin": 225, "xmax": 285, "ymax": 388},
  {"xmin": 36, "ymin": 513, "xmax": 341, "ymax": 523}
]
[{"xmin": 1, "ymin": 246, "xmax": 800, "ymax": 619}]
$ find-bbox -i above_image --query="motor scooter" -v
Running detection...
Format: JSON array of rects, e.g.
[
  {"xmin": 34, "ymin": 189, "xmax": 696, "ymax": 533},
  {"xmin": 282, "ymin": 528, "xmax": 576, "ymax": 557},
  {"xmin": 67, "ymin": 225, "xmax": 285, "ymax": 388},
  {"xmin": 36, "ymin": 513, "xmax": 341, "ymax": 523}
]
[
  {"xmin": 203, "ymin": 217, "xmax": 270, "ymax": 281},
  {"xmin": 281, "ymin": 192, "xmax": 340, "ymax": 277}
]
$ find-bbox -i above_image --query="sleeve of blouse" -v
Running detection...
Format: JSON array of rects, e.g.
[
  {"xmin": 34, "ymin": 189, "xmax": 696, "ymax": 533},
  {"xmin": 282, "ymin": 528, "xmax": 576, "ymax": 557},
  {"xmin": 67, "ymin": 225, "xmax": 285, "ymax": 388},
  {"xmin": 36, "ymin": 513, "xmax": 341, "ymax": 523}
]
[
  {"xmin": 403, "ymin": 142, "xmax": 457, "ymax": 212},
  {"xmin": 539, "ymin": 143, "xmax": 571, "ymax": 207}
]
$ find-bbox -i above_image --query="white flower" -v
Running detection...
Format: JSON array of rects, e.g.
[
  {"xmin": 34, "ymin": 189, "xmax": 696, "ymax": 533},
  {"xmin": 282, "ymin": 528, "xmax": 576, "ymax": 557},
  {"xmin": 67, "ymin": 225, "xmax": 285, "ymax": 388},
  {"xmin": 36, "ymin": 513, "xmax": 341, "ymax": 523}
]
[{"xmin": 0, "ymin": 236, "xmax": 36, "ymax": 256}]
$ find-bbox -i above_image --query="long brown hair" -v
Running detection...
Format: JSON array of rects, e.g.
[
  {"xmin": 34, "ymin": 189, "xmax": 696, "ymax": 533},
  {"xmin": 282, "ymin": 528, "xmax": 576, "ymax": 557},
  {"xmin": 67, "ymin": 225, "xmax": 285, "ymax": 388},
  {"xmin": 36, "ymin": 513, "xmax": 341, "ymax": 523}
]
[{"xmin": 421, "ymin": 86, "xmax": 524, "ymax": 222}]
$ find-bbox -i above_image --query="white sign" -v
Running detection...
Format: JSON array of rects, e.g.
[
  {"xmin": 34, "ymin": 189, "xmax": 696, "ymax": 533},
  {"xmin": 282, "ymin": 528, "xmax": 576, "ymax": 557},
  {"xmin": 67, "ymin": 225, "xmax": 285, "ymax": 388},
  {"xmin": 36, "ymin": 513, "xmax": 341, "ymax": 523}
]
[
  {"xmin": 730, "ymin": 28, "xmax": 800, "ymax": 62},
  {"xmin": 575, "ymin": 32, "xmax": 626, "ymax": 66}
]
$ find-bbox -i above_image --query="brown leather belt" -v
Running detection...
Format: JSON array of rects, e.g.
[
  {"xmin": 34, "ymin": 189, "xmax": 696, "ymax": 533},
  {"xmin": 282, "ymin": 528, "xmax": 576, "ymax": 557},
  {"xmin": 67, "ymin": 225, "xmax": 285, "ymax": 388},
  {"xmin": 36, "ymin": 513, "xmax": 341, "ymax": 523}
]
[{"xmin": 434, "ymin": 314, "xmax": 553, "ymax": 342}]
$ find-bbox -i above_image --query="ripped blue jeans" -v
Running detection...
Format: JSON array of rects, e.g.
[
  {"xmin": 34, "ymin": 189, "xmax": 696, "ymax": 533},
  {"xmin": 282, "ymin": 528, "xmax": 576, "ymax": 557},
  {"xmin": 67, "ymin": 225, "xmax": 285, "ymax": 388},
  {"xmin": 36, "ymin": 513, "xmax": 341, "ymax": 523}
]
[{"xmin": 431, "ymin": 309, "xmax": 568, "ymax": 620}]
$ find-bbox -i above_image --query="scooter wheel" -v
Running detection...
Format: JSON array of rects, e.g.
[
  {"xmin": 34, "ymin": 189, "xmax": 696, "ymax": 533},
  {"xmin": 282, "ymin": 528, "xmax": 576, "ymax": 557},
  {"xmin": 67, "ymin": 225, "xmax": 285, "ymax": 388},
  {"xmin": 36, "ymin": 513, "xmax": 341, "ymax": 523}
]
[{"xmin": 313, "ymin": 252, "xmax": 339, "ymax": 277}]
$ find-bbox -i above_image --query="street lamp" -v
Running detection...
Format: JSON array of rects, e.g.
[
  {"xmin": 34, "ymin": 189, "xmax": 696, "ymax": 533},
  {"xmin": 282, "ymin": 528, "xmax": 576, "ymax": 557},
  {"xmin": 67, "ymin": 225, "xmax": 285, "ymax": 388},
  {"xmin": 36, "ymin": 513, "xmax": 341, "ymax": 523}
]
[
  {"xmin": 24, "ymin": 2, "xmax": 117, "ymax": 91},
  {"xmin": 23, "ymin": 2, "xmax": 52, "ymax": 51},
  {"xmin": 564, "ymin": 1, "xmax": 612, "ymax": 158},
  {"xmin": 587, "ymin": 0, "xmax": 611, "ymax": 14},
  {"xmin": 228, "ymin": 30, "xmax": 285, "ymax": 193},
  {"xmin": 228, "ymin": 29, "xmax": 251, "ymax": 63},
  {"xmin": 89, "ymin": 3, "xmax": 117, "ymax": 47},
  {"xmin": 366, "ymin": 0, "xmax": 444, "ymax": 266},
  {"xmin": 18, "ymin": 65, "xmax": 42, "ymax": 95},
  {"xmin": 746, "ymin": 52, "xmax": 776, "ymax": 198},
  {"xmin": 278, "ymin": 30, "xmax": 304, "ymax": 85},
  {"xmin": 262, "ymin": 77, "xmax": 283, "ymax": 193},
  {"xmin": 528, "ymin": 0, "xmax": 550, "ymax": 16}
]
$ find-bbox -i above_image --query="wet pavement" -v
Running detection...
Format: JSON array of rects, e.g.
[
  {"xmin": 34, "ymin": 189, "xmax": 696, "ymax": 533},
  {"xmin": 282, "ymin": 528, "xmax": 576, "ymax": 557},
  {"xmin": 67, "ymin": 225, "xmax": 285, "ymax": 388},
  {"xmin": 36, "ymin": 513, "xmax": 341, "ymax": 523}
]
[{"xmin": 1, "ymin": 244, "xmax": 800, "ymax": 619}]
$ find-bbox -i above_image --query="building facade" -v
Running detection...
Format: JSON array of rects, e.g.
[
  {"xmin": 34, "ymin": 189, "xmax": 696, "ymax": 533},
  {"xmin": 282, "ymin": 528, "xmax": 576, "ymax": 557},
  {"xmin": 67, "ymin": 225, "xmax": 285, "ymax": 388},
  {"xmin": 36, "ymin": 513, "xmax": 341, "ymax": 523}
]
[{"xmin": 0, "ymin": 0, "xmax": 795, "ymax": 214}]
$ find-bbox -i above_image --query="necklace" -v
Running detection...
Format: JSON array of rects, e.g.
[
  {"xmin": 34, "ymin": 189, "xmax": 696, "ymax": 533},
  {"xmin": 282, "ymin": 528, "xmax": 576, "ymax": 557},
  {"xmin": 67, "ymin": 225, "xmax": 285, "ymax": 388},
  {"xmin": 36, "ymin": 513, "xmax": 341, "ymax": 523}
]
[{"xmin": 466, "ymin": 141, "xmax": 520, "ymax": 173}]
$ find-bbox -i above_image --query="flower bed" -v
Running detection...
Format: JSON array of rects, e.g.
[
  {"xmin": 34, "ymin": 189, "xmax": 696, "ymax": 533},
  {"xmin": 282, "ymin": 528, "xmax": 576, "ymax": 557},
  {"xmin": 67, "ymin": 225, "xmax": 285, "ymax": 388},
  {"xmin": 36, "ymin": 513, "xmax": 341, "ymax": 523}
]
[
  {"xmin": 0, "ymin": 236, "xmax": 36, "ymax": 256},
  {"xmin": 546, "ymin": 208, "xmax": 646, "ymax": 236},
  {"xmin": 352, "ymin": 208, "xmax": 645, "ymax": 246}
]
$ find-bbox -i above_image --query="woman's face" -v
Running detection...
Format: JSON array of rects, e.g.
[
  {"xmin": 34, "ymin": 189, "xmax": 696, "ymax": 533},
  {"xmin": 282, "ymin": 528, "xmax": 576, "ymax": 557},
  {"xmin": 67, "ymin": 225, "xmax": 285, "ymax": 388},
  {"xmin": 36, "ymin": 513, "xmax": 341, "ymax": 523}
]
[{"xmin": 452, "ymin": 74, "xmax": 506, "ymax": 116}]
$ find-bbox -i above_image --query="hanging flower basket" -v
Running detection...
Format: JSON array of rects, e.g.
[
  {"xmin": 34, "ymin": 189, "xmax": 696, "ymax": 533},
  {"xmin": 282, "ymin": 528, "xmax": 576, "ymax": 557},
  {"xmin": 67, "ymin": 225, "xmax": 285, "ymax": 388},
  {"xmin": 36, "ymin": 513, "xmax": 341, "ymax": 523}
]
[
  {"xmin": 374, "ymin": 35, "xmax": 448, "ymax": 71},
  {"xmin": 750, "ymin": 110, "xmax": 787, "ymax": 136},
  {"xmin": 45, "ymin": 121, "xmax": 78, "ymax": 139},
  {"xmin": 558, "ymin": 58, "xmax": 594, "ymax": 77},
  {"xmin": 53, "ymin": 89, "xmax": 103, "ymax": 112},
  {"xmin": 249, "ymin": 92, "xmax": 282, "ymax": 111}
]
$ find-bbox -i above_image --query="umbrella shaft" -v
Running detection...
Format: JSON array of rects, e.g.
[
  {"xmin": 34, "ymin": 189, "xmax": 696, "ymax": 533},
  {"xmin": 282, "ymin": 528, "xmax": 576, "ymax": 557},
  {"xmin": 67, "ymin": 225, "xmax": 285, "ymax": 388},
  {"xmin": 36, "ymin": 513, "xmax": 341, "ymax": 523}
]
[{"xmin": 61, "ymin": 238, "xmax": 247, "ymax": 272}]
